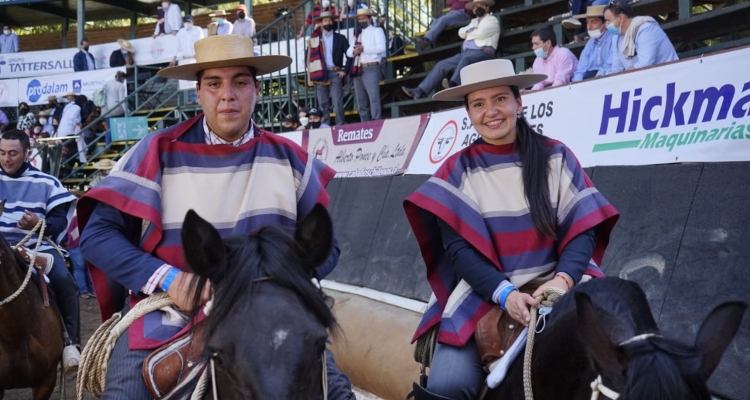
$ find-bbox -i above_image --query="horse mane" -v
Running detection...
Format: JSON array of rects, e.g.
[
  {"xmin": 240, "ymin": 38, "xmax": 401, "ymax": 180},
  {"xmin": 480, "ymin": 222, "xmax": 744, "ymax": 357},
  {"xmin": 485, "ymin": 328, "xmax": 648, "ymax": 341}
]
[{"xmin": 190, "ymin": 225, "xmax": 337, "ymax": 339}]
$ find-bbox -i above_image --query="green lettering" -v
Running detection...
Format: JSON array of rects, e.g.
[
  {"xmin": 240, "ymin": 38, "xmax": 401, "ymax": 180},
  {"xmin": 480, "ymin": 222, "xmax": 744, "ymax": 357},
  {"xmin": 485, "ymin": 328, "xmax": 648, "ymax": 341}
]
[
  {"xmin": 691, "ymin": 129, "xmax": 708, "ymax": 144},
  {"xmin": 706, "ymin": 128, "xmax": 720, "ymax": 141},
  {"xmin": 731, "ymin": 125, "xmax": 745, "ymax": 139},
  {"xmin": 655, "ymin": 135, "xmax": 667, "ymax": 148},
  {"xmin": 718, "ymin": 127, "xmax": 730, "ymax": 140},
  {"xmin": 640, "ymin": 132, "xmax": 660, "ymax": 148},
  {"xmin": 722, "ymin": 122, "xmax": 737, "ymax": 140},
  {"xmin": 666, "ymin": 134, "xmax": 679, "ymax": 151}
]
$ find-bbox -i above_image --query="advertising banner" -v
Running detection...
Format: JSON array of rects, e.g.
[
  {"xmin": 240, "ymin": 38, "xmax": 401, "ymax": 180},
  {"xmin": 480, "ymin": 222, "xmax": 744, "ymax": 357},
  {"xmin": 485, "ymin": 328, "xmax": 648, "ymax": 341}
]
[
  {"xmin": 17, "ymin": 67, "xmax": 126, "ymax": 106},
  {"xmin": 0, "ymin": 79, "xmax": 18, "ymax": 107},
  {"xmin": 407, "ymin": 46, "xmax": 750, "ymax": 174},
  {"xmin": 302, "ymin": 115, "xmax": 428, "ymax": 178}
]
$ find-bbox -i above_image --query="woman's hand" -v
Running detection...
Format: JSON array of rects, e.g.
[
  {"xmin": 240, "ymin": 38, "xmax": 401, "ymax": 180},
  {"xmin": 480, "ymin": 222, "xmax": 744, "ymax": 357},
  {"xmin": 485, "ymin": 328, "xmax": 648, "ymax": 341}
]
[
  {"xmin": 532, "ymin": 275, "xmax": 571, "ymax": 299},
  {"xmin": 504, "ymin": 291, "xmax": 538, "ymax": 327}
]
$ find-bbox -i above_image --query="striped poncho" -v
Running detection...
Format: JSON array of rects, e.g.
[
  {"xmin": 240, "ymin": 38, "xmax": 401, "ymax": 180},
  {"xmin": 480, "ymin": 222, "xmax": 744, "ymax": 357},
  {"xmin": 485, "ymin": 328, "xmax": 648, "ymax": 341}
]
[
  {"xmin": 78, "ymin": 115, "xmax": 335, "ymax": 350},
  {"xmin": 0, "ymin": 165, "xmax": 76, "ymax": 251},
  {"xmin": 404, "ymin": 139, "xmax": 619, "ymax": 347}
]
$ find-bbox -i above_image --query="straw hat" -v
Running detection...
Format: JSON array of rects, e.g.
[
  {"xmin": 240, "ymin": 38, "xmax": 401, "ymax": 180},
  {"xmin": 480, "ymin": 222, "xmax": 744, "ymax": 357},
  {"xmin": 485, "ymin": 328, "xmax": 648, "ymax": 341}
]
[
  {"xmin": 157, "ymin": 35, "xmax": 292, "ymax": 81},
  {"xmin": 209, "ymin": 10, "xmax": 229, "ymax": 17},
  {"xmin": 39, "ymin": 109, "xmax": 51, "ymax": 116},
  {"xmin": 572, "ymin": 5, "xmax": 606, "ymax": 19},
  {"xmin": 465, "ymin": 0, "xmax": 494, "ymax": 10},
  {"xmin": 47, "ymin": 95, "xmax": 58, "ymax": 101},
  {"xmin": 314, "ymin": 11, "xmax": 339, "ymax": 22},
  {"xmin": 432, "ymin": 59, "xmax": 546, "ymax": 101},
  {"xmin": 356, "ymin": 8, "xmax": 375, "ymax": 16},
  {"xmin": 117, "ymin": 38, "xmax": 135, "ymax": 52},
  {"xmin": 92, "ymin": 159, "xmax": 116, "ymax": 170},
  {"xmin": 63, "ymin": 91, "xmax": 77, "ymax": 99}
]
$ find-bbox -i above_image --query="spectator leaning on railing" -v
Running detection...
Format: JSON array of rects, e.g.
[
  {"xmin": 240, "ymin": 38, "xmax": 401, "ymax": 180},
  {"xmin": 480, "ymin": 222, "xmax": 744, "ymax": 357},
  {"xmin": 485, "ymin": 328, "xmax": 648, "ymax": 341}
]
[
  {"xmin": 529, "ymin": 27, "xmax": 578, "ymax": 90},
  {"xmin": 0, "ymin": 24, "xmax": 19, "ymax": 53},
  {"xmin": 604, "ymin": 1, "xmax": 678, "ymax": 75},
  {"xmin": 153, "ymin": 0, "xmax": 183, "ymax": 38}
]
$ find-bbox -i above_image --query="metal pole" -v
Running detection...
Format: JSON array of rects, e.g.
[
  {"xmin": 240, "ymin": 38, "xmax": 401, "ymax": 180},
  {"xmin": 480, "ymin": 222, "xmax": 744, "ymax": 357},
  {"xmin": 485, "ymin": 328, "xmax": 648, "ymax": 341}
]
[
  {"xmin": 76, "ymin": 0, "xmax": 84, "ymax": 46},
  {"xmin": 246, "ymin": 0, "xmax": 253, "ymax": 15},
  {"xmin": 130, "ymin": 10, "xmax": 137, "ymax": 38},
  {"xmin": 61, "ymin": 18, "xmax": 68, "ymax": 48}
]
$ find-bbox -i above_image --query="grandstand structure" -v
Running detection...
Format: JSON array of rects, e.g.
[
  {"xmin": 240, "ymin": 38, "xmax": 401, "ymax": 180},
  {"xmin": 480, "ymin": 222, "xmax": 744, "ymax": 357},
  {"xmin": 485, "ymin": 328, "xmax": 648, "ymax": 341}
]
[{"xmin": 1, "ymin": 0, "xmax": 748, "ymax": 189}]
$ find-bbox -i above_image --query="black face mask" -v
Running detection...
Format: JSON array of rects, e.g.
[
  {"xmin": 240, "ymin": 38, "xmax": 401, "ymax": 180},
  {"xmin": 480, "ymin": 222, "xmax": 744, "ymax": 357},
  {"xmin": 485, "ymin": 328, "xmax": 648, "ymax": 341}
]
[
  {"xmin": 358, "ymin": 22, "xmax": 369, "ymax": 30},
  {"xmin": 238, "ymin": 12, "xmax": 246, "ymax": 19},
  {"xmin": 309, "ymin": 121, "xmax": 322, "ymax": 129},
  {"xmin": 83, "ymin": 45, "xmax": 90, "ymax": 51},
  {"xmin": 475, "ymin": 8, "xmax": 486, "ymax": 17},
  {"xmin": 19, "ymin": 107, "xmax": 28, "ymax": 114},
  {"xmin": 281, "ymin": 125, "xmax": 296, "ymax": 132},
  {"xmin": 323, "ymin": 24, "xmax": 334, "ymax": 31}
]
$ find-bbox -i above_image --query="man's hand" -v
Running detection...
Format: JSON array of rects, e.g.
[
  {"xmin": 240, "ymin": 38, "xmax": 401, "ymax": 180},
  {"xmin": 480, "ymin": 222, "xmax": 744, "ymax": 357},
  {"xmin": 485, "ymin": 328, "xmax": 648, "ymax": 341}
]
[
  {"xmin": 353, "ymin": 45, "xmax": 363, "ymax": 56},
  {"xmin": 152, "ymin": 34, "xmax": 158, "ymax": 39},
  {"xmin": 172, "ymin": 31, "xmax": 178, "ymax": 36},
  {"xmin": 337, "ymin": 71, "xmax": 346, "ymax": 78},
  {"xmin": 504, "ymin": 291, "xmax": 539, "ymax": 327},
  {"xmin": 17, "ymin": 210, "xmax": 40, "ymax": 230},
  {"xmin": 165, "ymin": 271, "xmax": 212, "ymax": 311},
  {"xmin": 169, "ymin": 57, "xmax": 177, "ymax": 67}
]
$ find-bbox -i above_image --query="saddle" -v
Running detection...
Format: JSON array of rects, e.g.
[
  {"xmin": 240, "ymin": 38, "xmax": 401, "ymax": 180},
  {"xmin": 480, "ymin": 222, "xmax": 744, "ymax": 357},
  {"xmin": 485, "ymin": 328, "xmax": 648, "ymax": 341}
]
[
  {"xmin": 474, "ymin": 285, "xmax": 537, "ymax": 373},
  {"xmin": 142, "ymin": 322, "xmax": 208, "ymax": 400},
  {"xmin": 13, "ymin": 245, "xmax": 53, "ymax": 307}
]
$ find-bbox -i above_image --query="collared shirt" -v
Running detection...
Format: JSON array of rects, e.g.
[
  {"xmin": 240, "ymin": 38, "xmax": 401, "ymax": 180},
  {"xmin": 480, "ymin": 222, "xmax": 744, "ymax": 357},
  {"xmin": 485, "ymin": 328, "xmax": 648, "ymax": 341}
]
[
  {"xmin": 573, "ymin": 31, "xmax": 615, "ymax": 82},
  {"xmin": 84, "ymin": 50, "xmax": 95, "ymax": 70},
  {"xmin": 458, "ymin": 15, "xmax": 500, "ymax": 50},
  {"xmin": 0, "ymin": 110, "xmax": 9, "ymax": 126},
  {"xmin": 322, "ymin": 29, "xmax": 335, "ymax": 68},
  {"xmin": 346, "ymin": 25, "xmax": 387, "ymax": 64},
  {"xmin": 531, "ymin": 46, "xmax": 579, "ymax": 90},
  {"xmin": 57, "ymin": 103, "xmax": 81, "ymax": 136},
  {"xmin": 609, "ymin": 21, "xmax": 678, "ymax": 74},
  {"xmin": 0, "ymin": 32, "xmax": 19, "ymax": 53},
  {"xmin": 216, "ymin": 20, "xmax": 234, "ymax": 35},
  {"xmin": 155, "ymin": 3, "xmax": 183, "ymax": 35},
  {"xmin": 174, "ymin": 24, "xmax": 204, "ymax": 59},
  {"xmin": 233, "ymin": 17, "xmax": 256, "ymax": 40}
]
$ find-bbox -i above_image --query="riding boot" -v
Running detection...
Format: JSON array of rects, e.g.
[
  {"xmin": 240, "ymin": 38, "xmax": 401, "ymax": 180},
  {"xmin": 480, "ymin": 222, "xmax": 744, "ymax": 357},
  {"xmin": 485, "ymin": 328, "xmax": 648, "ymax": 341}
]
[
  {"xmin": 49, "ymin": 274, "xmax": 81, "ymax": 345},
  {"xmin": 410, "ymin": 382, "xmax": 454, "ymax": 400}
]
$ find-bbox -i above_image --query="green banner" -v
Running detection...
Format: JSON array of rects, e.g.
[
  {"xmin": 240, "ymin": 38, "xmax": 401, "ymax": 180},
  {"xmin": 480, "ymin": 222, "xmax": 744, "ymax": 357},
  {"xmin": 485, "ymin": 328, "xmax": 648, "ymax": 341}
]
[{"xmin": 110, "ymin": 117, "xmax": 148, "ymax": 142}]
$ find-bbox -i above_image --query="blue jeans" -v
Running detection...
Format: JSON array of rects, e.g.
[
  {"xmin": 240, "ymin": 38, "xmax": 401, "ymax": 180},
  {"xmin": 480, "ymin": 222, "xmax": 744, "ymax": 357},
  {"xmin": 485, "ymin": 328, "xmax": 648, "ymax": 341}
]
[
  {"xmin": 69, "ymin": 246, "xmax": 94, "ymax": 294},
  {"xmin": 426, "ymin": 337, "xmax": 485, "ymax": 400},
  {"xmin": 424, "ymin": 10, "xmax": 472, "ymax": 42}
]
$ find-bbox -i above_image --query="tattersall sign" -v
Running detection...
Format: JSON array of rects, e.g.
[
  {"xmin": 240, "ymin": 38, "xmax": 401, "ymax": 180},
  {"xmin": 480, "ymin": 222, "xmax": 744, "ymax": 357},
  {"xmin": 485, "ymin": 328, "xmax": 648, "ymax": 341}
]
[{"xmin": 406, "ymin": 46, "xmax": 750, "ymax": 174}]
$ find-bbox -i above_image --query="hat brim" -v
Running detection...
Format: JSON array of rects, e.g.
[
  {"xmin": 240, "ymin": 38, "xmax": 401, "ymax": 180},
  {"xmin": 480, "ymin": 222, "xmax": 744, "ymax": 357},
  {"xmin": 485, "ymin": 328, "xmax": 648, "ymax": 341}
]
[
  {"xmin": 158, "ymin": 55, "xmax": 293, "ymax": 80},
  {"xmin": 314, "ymin": 15, "xmax": 339, "ymax": 22},
  {"xmin": 465, "ymin": 0, "xmax": 495, "ymax": 10},
  {"xmin": 432, "ymin": 74, "xmax": 548, "ymax": 101},
  {"xmin": 572, "ymin": 12, "xmax": 604, "ymax": 19},
  {"xmin": 92, "ymin": 162, "xmax": 115, "ymax": 170}
]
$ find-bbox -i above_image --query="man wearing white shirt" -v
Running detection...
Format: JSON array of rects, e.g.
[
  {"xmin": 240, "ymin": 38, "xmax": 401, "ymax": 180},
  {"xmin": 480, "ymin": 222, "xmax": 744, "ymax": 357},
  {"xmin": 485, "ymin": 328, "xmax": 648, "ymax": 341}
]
[
  {"xmin": 171, "ymin": 15, "xmax": 204, "ymax": 64},
  {"xmin": 232, "ymin": 4, "xmax": 257, "ymax": 43},
  {"xmin": 153, "ymin": 0, "xmax": 183, "ymax": 38},
  {"xmin": 347, "ymin": 8, "xmax": 386, "ymax": 121}
]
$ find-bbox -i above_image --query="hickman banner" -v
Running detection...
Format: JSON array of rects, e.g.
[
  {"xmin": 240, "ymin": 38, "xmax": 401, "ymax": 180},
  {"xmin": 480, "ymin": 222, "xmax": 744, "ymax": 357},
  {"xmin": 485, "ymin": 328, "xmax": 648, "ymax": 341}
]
[{"xmin": 302, "ymin": 115, "xmax": 428, "ymax": 177}]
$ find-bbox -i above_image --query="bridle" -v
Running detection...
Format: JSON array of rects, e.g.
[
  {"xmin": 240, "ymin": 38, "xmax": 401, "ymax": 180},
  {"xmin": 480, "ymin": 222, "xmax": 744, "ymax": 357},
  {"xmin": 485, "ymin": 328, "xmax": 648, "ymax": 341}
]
[{"xmin": 589, "ymin": 333, "xmax": 661, "ymax": 400}]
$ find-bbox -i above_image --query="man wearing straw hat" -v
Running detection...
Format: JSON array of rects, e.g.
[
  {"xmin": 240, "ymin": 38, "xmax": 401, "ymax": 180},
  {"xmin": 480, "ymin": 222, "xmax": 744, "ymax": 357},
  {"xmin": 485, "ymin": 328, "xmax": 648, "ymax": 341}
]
[
  {"xmin": 347, "ymin": 7, "xmax": 386, "ymax": 122},
  {"xmin": 403, "ymin": 59, "xmax": 617, "ymax": 399},
  {"xmin": 571, "ymin": 5, "xmax": 615, "ymax": 82},
  {"xmin": 78, "ymin": 35, "xmax": 355, "ymax": 399},
  {"xmin": 109, "ymin": 39, "xmax": 135, "ymax": 68},
  {"xmin": 307, "ymin": 11, "xmax": 350, "ymax": 126},
  {"xmin": 208, "ymin": 9, "xmax": 234, "ymax": 36}
]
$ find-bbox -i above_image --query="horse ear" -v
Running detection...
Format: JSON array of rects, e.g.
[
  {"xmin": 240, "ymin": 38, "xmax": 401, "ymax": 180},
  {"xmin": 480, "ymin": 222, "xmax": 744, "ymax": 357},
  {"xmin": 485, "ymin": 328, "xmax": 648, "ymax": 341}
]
[
  {"xmin": 182, "ymin": 209, "xmax": 226, "ymax": 279},
  {"xmin": 694, "ymin": 301, "xmax": 747, "ymax": 379},
  {"xmin": 575, "ymin": 292, "xmax": 628, "ymax": 377},
  {"xmin": 295, "ymin": 204, "xmax": 334, "ymax": 269}
]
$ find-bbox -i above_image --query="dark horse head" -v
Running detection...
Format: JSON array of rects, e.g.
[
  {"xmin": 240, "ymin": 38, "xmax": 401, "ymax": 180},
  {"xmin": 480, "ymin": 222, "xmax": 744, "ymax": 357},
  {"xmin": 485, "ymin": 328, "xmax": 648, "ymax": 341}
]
[
  {"xmin": 491, "ymin": 277, "xmax": 746, "ymax": 400},
  {"xmin": 182, "ymin": 204, "xmax": 337, "ymax": 399}
]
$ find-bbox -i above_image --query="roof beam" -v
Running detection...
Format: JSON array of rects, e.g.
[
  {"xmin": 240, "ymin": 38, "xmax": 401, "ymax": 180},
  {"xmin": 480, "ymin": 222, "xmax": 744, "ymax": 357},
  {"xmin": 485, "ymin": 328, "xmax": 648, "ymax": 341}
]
[
  {"xmin": 19, "ymin": 4, "xmax": 78, "ymax": 20},
  {"xmin": 91, "ymin": 0, "xmax": 153, "ymax": 17}
]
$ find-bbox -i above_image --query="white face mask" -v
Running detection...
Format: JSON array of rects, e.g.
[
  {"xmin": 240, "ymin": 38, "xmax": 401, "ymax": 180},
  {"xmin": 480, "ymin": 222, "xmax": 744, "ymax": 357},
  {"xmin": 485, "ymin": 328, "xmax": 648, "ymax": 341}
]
[
  {"xmin": 322, "ymin": 0, "xmax": 330, "ymax": 8},
  {"xmin": 348, "ymin": 0, "xmax": 355, "ymax": 7},
  {"xmin": 588, "ymin": 28, "xmax": 603, "ymax": 40},
  {"xmin": 2, "ymin": 30, "xmax": 9, "ymax": 36},
  {"xmin": 184, "ymin": 22, "xmax": 193, "ymax": 30},
  {"xmin": 161, "ymin": 2, "xmax": 169, "ymax": 9},
  {"xmin": 39, "ymin": 118, "xmax": 48, "ymax": 125},
  {"xmin": 299, "ymin": 116, "xmax": 309, "ymax": 126}
]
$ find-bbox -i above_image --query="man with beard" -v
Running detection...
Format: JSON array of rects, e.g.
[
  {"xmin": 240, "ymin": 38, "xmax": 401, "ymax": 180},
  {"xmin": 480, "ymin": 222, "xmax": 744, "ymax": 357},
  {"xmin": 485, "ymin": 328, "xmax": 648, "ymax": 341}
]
[{"xmin": 73, "ymin": 38, "xmax": 96, "ymax": 72}]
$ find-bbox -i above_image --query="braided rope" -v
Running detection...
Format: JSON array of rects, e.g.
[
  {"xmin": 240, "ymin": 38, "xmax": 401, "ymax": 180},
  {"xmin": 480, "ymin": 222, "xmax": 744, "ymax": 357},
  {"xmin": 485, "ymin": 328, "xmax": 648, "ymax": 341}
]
[
  {"xmin": 1, "ymin": 218, "xmax": 45, "ymax": 307},
  {"xmin": 77, "ymin": 293, "xmax": 174, "ymax": 399},
  {"xmin": 523, "ymin": 287, "xmax": 567, "ymax": 400}
]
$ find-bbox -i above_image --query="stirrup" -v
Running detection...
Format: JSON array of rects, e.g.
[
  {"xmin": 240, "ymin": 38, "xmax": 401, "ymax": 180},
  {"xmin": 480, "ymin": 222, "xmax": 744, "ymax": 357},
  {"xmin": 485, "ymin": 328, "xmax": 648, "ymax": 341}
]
[{"xmin": 63, "ymin": 344, "xmax": 81, "ymax": 374}]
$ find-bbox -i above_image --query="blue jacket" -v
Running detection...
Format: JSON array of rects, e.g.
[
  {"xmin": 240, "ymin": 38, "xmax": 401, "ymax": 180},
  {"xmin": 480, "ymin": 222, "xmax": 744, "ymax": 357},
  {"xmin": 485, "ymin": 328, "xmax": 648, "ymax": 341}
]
[{"xmin": 73, "ymin": 50, "xmax": 96, "ymax": 72}]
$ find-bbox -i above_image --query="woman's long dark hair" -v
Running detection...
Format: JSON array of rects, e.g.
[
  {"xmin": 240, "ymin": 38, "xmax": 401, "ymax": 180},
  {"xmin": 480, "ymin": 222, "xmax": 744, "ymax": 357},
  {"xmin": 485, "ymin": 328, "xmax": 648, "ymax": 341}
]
[{"xmin": 465, "ymin": 85, "xmax": 556, "ymax": 237}]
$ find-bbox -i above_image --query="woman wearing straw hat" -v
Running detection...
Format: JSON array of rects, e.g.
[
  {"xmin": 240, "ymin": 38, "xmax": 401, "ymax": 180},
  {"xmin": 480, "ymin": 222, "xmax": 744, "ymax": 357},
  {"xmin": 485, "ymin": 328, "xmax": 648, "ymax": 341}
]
[
  {"xmin": 78, "ymin": 35, "xmax": 355, "ymax": 400},
  {"xmin": 403, "ymin": 59, "xmax": 619, "ymax": 399},
  {"xmin": 110, "ymin": 38, "xmax": 135, "ymax": 68}
]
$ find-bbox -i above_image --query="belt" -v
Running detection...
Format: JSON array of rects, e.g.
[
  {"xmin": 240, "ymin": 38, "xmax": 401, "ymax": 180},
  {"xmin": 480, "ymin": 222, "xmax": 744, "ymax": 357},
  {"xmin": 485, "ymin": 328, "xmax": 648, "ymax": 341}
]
[
  {"xmin": 327, "ymin": 67, "xmax": 340, "ymax": 71},
  {"xmin": 360, "ymin": 62, "xmax": 380, "ymax": 67}
]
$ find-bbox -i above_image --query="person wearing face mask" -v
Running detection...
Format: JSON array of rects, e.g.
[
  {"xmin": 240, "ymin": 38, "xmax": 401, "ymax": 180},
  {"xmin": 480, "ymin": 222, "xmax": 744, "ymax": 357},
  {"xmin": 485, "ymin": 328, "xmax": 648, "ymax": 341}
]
[
  {"xmin": 0, "ymin": 24, "xmax": 19, "ymax": 54},
  {"xmin": 604, "ymin": 1, "xmax": 677, "ymax": 75},
  {"xmin": 307, "ymin": 108, "xmax": 330, "ymax": 129},
  {"xmin": 402, "ymin": 0, "xmax": 499, "ymax": 99},
  {"xmin": 280, "ymin": 114, "xmax": 300, "ymax": 132},
  {"xmin": 109, "ymin": 38, "xmax": 135, "ymax": 68},
  {"xmin": 233, "ymin": 4, "xmax": 257, "ymax": 43},
  {"xmin": 153, "ymin": 0, "xmax": 183, "ymax": 38},
  {"xmin": 171, "ymin": 15, "xmax": 204, "ymax": 66},
  {"xmin": 572, "ymin": 5, "xmax": 615, "ymax": 82},
  {"xmin": 307, "ymin": 12, "xmax": 351, "ymax": 126},
  {"xmin": 414, "ymin": 0, "xmax": 473, "ymax": 52},
  {"xmin": 16, "ymin": 102, "xmax": 36, "ymax": 132},
  {"xmin": 38, "ymin": 109, "xmax": 55, "ymax": 136},
  {"xmin": 73, "ymin": 38, "xmax": 96, "ymax": 72},
  {"xmin": 208, "ymin": 10, "xmax": 234, "ymax": 36},
  {"xmin": 298, "ymin": 107, "xmax": 311, "ymax": 131},
  {"xmin": 347, "ymin": 8, "xmax": 386, "ymax": 122},
  {"xmin": 529, "ymin": 27, "xmax": 578, "ymax": 90},
  {"xmin": 299, "ymin": 0, "xmax": 339, "ymax": 39}
]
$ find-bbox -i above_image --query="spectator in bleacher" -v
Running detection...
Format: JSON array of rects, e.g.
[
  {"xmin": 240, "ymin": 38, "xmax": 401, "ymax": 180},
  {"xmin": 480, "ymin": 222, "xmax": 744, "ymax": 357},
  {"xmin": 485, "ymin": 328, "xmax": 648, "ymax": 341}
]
[
  {"xmin": 57, "ymin": 92, "xmax": 83, "ymax": 160},
  {"xmin": 0, "ymin": 24, "xmax": 19, "ymax": 54},
  {"xmin": 402, "ymin": 0, "xmax": 499, "ymax": 99},
  {"xmin": 308, "ymin": 107, "xmax": 330, "ymax": 129},
  {"xmin": 561, "ymin": 0, "xmax": 611, "ymax": 31},
  {"xmin": 73, "ymin": 38, "xmax": 96, "ymax": 72},
  {"xmin": 299, "ymin": 0, "xmax": 340, "ymax": 39},
  {"xmin": 38, "ymin": 109, "xmax": 55, "ymax": 136},
  {"xmin": 0, "ymin": 109, "xmax": 8, "ymax": 131},
  {"xmin": 348, "ymin": 8, "xmax": 386, "ymax": 121},
  {"xmin": 414, "ymin": 0, "xmax": 472, "ymax": 51},
  {"xmin": 233, "ymin": 4, "xmax": 257, "ymax": 43},
  {"xmin": 89, "ymin": 159, "xmax": 115, "ymax": 187},
  {"xmin": 529, "ymin": 27, "xmax": 578, "ymax": 90},
  {"xmin": 208, "ymin": 10, "xmax": 234, "ymax": 36},
  {"xmin": 109, "ymin": 39, "xmax": 134, "ymax": 68},
  {"xmin": 571, "ymin": 5, "xmax": 615, "ymax": 82},
  {"xmin": 307, "ymin": 12, "xmax": 350, "ymax": 127},
  {"xmin": 153, "ymin": 0, "xmax": 182, "ymax": 38},
  {"xmin": 101, "ymin": 71, "xmax": 128, "ymax": 149},
  {"xmin": 280, "ymin": 114, "xmax": 300, "ymax": 132},
  {"xmin": 171, "ymin": 15, "xmax": 204, "ymax": 64},
  {"xmin": 16, "ymin": 102, "xmax": 36, "ymax": 132},
  {"xmin": 341, "ymin": 0, "xmax": 369, "ymax": 29},
  {"xmin": 47, "ymin": 95, "xmax": 64, "ymax": 131},
  {"xmin": 604, "ymin": 1, "xmax": 678, "ymax": 74}
]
